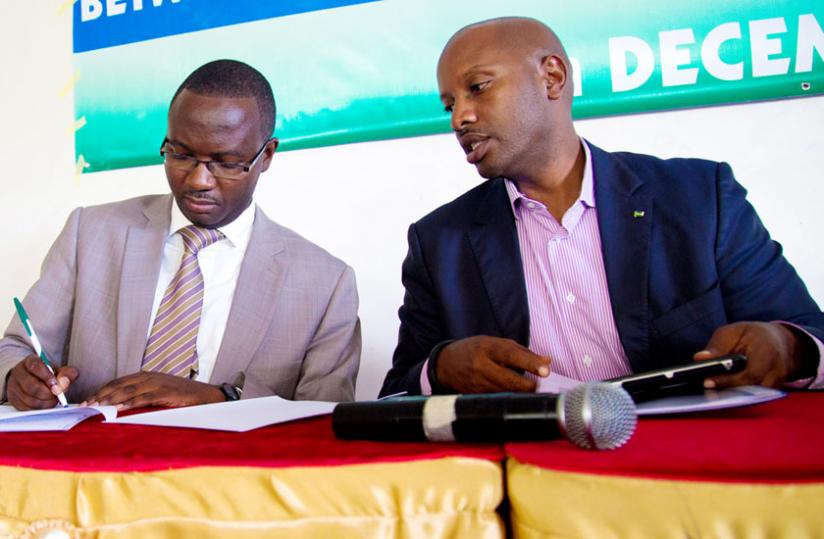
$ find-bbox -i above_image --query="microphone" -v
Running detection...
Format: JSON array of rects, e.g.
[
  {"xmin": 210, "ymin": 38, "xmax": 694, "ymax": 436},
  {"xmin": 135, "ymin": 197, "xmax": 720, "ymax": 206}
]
[{"xmin": 333, "ymin": 383, "xmax": 637, "ymax": 449}]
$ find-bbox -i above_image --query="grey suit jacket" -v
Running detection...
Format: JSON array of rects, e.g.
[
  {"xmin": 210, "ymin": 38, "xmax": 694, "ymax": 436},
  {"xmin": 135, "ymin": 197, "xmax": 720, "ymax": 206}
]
[{"xmin": 0, "ymin": 194, "xmax": 361, "ymax": 402}]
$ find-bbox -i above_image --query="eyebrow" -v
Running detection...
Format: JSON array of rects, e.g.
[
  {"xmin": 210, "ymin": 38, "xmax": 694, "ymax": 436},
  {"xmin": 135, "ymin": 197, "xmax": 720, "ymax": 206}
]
[
  {"xmin": 165, "ymin": 138, "xmax": 246, "ymax": 160},
  {"xmin": 439, "ymin": 63, "xmax": 499, "ymax": 99},
  {"xmin": 465, "ymin": 64, "xmax": 492, "ymax": 73}
]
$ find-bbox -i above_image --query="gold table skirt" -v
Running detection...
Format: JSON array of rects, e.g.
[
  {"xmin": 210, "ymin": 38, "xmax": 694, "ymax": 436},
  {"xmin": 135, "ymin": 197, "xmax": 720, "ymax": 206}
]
[{"xmin": 0, "ymin": 457, "xmax": 503, "ymax": 539}]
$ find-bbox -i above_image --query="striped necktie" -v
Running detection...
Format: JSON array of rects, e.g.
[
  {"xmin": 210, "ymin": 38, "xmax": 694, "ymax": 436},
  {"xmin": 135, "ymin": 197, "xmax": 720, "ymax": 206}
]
[{"xmin": 141, "ymin": 225, "xmax": 224, "ymax": 377}]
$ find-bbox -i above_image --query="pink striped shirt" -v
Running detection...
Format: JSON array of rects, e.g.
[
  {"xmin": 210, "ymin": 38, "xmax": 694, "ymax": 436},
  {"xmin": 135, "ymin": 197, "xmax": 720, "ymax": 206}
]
[
  {"xmin": 420, "ymin": 142, "xmax": 630, "ymax": 394},
  {"xmin": 420, "ymin": 141, "xmax": 824, "ymax": 394},
  {"xmin": 506, "ymin": 141, "xmax": 632, "ymax": 381}
]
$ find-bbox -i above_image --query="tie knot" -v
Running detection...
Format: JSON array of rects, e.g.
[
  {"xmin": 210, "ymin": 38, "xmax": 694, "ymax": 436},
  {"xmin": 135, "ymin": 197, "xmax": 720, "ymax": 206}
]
[{"xmin": 179, "ymin": 225, "xmax": 224, "ymax": 254}]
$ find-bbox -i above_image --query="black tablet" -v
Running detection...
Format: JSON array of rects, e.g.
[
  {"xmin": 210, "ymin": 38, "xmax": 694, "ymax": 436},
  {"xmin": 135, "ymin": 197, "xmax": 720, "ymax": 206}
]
[{"xmin": 608, "ymin": 355, "xmax": 747, "ymax": 402}]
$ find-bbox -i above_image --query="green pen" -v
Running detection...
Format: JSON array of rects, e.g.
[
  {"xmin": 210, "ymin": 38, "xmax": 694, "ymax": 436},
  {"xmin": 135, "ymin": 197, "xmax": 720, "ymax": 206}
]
[{"xmin": 13, "ymin": 297, "xmax": 69, "ymax": 407}]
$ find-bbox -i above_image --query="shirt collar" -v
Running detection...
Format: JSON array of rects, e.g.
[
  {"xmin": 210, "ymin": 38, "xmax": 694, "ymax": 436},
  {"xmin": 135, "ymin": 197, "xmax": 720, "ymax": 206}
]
[
  {"xmin": 168, "ymin": 198, "xmax": 256, "ymax": 251},
  {"xmin": 505, "ymin": 138, "xmax": 595, "ymax": 218}
]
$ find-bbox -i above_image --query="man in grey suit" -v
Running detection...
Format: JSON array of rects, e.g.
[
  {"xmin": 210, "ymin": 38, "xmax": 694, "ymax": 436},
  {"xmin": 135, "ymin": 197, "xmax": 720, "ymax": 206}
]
[{"xmin": 0, "ymin": 60, "xmax": 360, "ymax": 410}]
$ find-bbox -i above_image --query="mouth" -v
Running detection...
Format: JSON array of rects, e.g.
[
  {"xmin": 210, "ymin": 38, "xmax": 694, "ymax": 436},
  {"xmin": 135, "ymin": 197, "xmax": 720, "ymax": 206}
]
[
  {"xmin": 458, "ymin": 133, "xmax": 490, "ymax": 165},
  {"xmin": 181, "ymin": 194, "xmax": 218, "ymax": 213}
]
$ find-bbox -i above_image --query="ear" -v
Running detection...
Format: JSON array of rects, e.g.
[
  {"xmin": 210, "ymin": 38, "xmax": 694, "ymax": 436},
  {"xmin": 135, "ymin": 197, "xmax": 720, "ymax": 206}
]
[
  {"xmin": 541, "ymin": 55, "xmax": 568, "ymax": 100},
  {"xmin": 259, "ymin": 138, "xmax": 279, "ymax": 173}
]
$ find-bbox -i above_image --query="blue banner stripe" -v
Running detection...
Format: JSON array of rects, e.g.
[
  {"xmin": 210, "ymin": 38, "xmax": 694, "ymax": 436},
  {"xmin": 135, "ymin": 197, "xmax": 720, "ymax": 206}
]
[{"xmin": 73, "ymin": 0, "xmax": 380, "ymax": 53}]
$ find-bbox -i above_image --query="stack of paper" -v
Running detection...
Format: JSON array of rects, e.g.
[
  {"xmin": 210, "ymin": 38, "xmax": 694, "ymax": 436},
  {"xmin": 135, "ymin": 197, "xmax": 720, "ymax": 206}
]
[
  {"xmin": 0, "ymin": 404, "xmax": 117, "ymax": 432},
  {"xmin": 0, "ymin": 396, "xmax": 336, "ymax": 433},
  {"xmin": 537, "ymin": 372, "xmax": 786, "ymax": 415}
]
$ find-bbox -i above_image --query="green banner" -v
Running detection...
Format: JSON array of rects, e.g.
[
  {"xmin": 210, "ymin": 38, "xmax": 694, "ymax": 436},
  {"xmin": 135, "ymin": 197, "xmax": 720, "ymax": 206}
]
[{"xmin": 74, "ymin": 0, "xmax": 824, "ymax": 173}]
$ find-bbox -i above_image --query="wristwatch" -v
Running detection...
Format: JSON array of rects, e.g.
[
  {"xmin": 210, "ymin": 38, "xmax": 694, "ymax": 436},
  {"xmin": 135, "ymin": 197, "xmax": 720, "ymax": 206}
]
[
  {"xmin": 219, "ymin": 382, "xmax": 242, "ymax": 401},
  {"xmin": 426, "ymin": 340, "xmax": 455, "ymax": 394}
]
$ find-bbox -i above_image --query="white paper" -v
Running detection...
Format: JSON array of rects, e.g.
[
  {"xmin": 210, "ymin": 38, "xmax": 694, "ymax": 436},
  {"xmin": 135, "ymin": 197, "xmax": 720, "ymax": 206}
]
[
  {"xmin": 635, "ymin": 385, "xmax": 785, "ymax": 415},
  {"xmin": 107, "ymin": 395, "xmax": 336, "ymax": 431},
  {"xmin": 536, "ymin": 372, "xmax": 583, "ymax": 394},
  {"xmin": 535, "ymin": 375, "xmax": 785, "ymax": 416},
  {"xmin": 0, "ymin": 404, "xmax": 118, "ymax": 432}
]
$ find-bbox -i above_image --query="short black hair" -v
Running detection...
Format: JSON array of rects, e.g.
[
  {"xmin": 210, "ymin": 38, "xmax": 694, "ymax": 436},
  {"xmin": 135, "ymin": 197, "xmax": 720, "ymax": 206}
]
[{"xmin": 171, "ymin": 59, "xmax": 276, "ymax": 140}]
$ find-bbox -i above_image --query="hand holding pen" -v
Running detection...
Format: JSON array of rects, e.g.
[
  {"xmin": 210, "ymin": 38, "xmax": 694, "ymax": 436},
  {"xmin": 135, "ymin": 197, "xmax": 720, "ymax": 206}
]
[{"xmin": 5, "ymin": 298, "xmax": 77, "ymax": 410}]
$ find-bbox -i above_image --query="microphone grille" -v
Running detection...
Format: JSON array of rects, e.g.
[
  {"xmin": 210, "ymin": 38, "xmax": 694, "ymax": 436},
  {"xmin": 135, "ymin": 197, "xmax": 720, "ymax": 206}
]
[{"xmin": 561, "ymin": 383, "xmax": 637, "ymax": 450}]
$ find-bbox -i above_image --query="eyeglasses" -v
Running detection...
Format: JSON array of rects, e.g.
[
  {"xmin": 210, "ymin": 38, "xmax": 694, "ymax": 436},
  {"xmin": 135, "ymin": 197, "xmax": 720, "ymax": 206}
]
[{"xmin": 159, "ymin": 138, "xmax": 273, "ymax": 180}]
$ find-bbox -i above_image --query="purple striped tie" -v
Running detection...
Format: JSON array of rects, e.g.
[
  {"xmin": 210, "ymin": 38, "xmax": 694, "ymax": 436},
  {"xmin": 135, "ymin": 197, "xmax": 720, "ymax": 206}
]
[{"xmin": 141, "ymin": 225, "xmax": 224, "ymax": 377}]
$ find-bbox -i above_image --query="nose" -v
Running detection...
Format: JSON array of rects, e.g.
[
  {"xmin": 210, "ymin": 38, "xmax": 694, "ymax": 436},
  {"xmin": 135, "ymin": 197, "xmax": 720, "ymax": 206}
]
[
  {"xmin": 451, "ymin": 97, "xmax": 477, "ymax": 132},
  {"xmin": 185, "ymin": 161, "xmax": 217, "ymax": 190}
]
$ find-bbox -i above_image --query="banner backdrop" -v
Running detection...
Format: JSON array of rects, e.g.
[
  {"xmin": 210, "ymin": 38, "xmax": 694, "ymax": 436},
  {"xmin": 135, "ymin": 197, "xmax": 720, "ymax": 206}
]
[{"xmin": 73, "ymin": 0, "xmax": 823, "ymax": 173}]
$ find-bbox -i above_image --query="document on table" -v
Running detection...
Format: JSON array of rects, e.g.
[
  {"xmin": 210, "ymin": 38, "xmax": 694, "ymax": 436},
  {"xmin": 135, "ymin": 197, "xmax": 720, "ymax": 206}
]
[
  {"xmin": 107, "ymin": 395, "xmax": 336, "ymax": 431},
  {"xmin": 0, "ymin": 404, "xmax": 118, "ymax": 432},
  {"xmin": 536, "ymin": 372, "xmax": 583, "ymax": 394},
  {"xmin": 536, "ymin": 373, "xmax": 785, "ymax": 415},
  {"xmin": 634, "ymin": 385, "xmax": 785, "ymax": 415}
]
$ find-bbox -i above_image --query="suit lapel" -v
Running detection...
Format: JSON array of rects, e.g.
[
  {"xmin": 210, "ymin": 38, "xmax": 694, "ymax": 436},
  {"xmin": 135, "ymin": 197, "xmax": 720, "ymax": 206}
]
[
  {"xmin": 116, "ymin": 195, "xmax": 171, "ymax": 377},
  {"xmin": 467, "ymin": 179, "xmax": 530, "ymax": 346},
  {"xmin": 210, "ymin": 207, "xmax": 285, "ymax": 384},
  {"xmin": 590, "ymin": 144, "xmax": 653, "ymax": 371}
]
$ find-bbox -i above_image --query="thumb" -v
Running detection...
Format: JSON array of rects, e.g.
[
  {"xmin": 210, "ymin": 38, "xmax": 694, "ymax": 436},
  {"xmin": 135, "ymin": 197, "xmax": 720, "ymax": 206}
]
[
  {"xmin": 693, "ymin": 349, "xmax": 715, "ymax": 361},
  {"xmin": 694, "ymin": 324, "xmax": 741, "ymax": 361},
  {"xmin": 55, "ymin": 366, "xmax": 79, "ymax": 391}
]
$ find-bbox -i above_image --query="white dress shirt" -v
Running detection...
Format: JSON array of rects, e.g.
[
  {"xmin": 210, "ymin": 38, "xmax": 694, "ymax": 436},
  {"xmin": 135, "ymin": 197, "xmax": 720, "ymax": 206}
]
[{"xmin": 145, "ymin": 200, "xmax": 256, "ymax": 382}]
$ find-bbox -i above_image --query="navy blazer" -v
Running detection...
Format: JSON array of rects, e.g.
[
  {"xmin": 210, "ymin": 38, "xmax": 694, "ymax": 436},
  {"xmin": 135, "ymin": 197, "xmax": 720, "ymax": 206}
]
[{"xmin": 380, "ymin": 143, "xmax": 824, "ymax": 396}]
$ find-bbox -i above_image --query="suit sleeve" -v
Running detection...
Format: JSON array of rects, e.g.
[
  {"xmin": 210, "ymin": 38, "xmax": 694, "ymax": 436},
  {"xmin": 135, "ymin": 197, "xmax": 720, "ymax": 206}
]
[
  {"xmin": 379, "ymin": 224, "xmax": 446, "ymax": 397},
  {"xmin": 281, "ymin": 265, "xmax": 361, "ymax": 402},
  {"xmin": 0, "ymin": 208, "xmax": 82, "ymax": 400},
  {"xmin": 714, "ymin": 163, "xmax": 824, "ymax": 374}
]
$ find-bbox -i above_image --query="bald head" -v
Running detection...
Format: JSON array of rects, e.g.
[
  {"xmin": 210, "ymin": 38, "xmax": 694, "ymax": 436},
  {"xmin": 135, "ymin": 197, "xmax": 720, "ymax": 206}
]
[
  {"xmin": 439, "ymin": 17, "xmax": 574, "ymax": 102},
  {"xmin": 436, "ymin": 17, "xmax": 581, "ymax": 184}
]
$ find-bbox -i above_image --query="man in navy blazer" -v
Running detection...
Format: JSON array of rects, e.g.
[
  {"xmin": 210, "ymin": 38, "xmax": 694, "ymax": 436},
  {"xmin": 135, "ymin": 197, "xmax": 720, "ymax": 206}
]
[{"xmin": 380, "ymin": 17, "xmax": 824, "ymax": 397}]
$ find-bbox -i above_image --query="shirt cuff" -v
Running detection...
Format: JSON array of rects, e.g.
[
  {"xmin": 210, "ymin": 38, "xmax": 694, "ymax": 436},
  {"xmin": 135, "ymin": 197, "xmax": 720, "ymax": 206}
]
[
  {"xmin": 419, "ymin": 359, "xmax": 432, "ymax": 396},
  {"xmin": 778, "ymin": 322, "xmax": 824, "ymax": 390},
  {"xmin": 419, "ymin": 340, "xmax": 456, "ymax": 395}
]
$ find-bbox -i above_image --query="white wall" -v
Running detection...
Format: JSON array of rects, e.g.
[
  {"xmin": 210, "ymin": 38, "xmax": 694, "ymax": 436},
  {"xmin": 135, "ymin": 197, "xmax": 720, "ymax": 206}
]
[{"xmin": 2, "ymin": 2, "xmax": 822, "ymax": 400}]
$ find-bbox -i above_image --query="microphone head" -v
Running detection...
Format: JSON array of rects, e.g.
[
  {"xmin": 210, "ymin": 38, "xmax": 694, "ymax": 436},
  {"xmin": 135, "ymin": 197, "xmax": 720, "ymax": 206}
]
[{"xmin": 559, "ymin": 383, "xmax": 637, "ymax": 450}]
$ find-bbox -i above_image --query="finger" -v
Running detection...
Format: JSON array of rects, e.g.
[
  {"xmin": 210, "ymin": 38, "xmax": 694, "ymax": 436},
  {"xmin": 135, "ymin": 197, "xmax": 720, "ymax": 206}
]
[
  {"xmin": 114, "ymin": 391, "xmax": 164, "ymax": 411},
  {"xmin": 695, "ymin": 325, "xmax": 746, "ymax": 361},
  {"xmin": 479, "ymin": 360, "xmax": 538, "ymax": 393},
  {"xmin": 8, "ymin": 379, "xmax": 57, "ymax": 410},
  {"xmin": 489, "ymin": 341, "xmax": 550, "ymax": 377},
  {"xmin": 13, "ymin": 391, "xmax": 56, "ymax": 410},
  {"xmin": 90, "ymin": 374, "xmax": 145, "ymax": 403},
  {"xmin": 20, "ymin": 357, "xmax": 68, "ymax": 401},
  {"xmin": 55, "ymin": 366, "xmax": 79, "ymax": 384},
  {"xmin": 97, "ymin": 379, "xmax": 156, "ymax": 406},
  {"xmin": 704, "ymin": 369, "xmax": 762, "ymax": 389},
  {"xmin": 49, "ymin": 365, "xmax": 76, "ymax": 394},
  {"xmin": 86, "ymin": 385, "xmax": 118, "ymax": 405},
  {"xmin": 22, "ymin": 356, "xmax": 58, "ymax": 386},
  {"xmin": 15, "ymin": 368, "xmax": 58, "ymax": 401}
]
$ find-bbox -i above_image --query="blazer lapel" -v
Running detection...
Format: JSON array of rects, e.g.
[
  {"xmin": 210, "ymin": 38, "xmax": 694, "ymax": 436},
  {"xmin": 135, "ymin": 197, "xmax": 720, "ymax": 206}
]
[
  {"xmin": 210, "ymin": 207, "xmax": 285, "ymax": 384},
  {"xmin": 467, "ymin": 179, "xmax": 530, "ymax": 346},
  {"xmin": 590, "ymin": 144, "xmax": 653, "ymax": 372},
  {"xmin": 116, "ymin": 195, "xmax": 171, "ymax": 377}
]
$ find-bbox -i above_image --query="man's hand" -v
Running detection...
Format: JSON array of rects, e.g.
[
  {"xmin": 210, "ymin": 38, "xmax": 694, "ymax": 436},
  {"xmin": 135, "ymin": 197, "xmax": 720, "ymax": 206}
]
[
  {"xmin": 435, "ymin": 336, "xmax": 551, "ymax": 393},
  {"xmin": 83, "ymin": 372, "xmax": 225, "ymax": 411},
  {"xmin": 5, "ymin": 356, "xmax": 78, "ymax": 410},
  {"xmin": 694, "ymin": 321, "xmax": 815, "ymax": 389}
]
